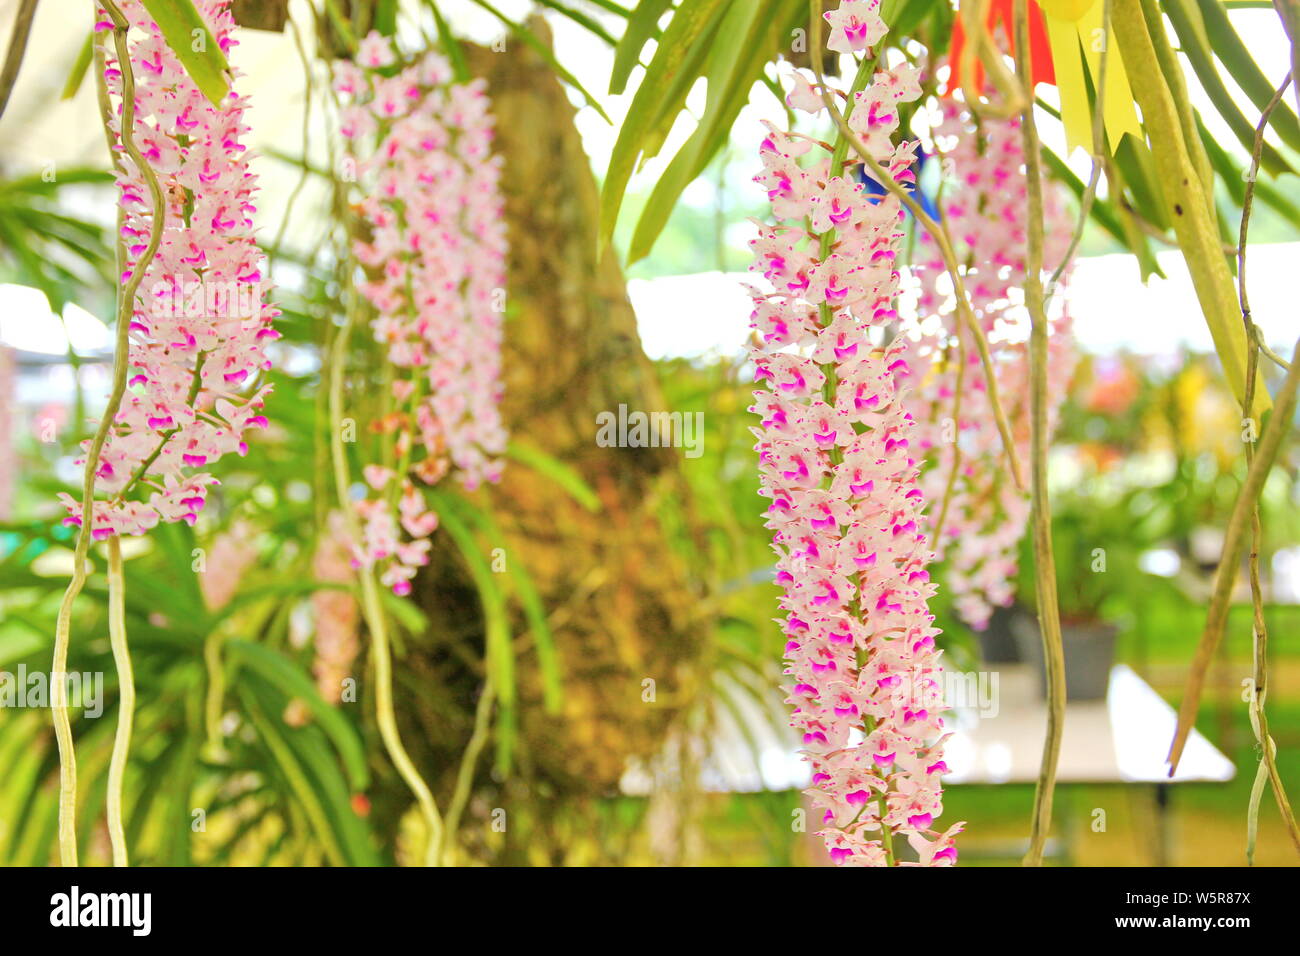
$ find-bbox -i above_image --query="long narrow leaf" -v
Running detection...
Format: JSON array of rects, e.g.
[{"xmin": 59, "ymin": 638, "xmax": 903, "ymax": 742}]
[
  {"xmin": 534, "ymin": 0, "xmax": 617, "ymax": 46},
  {"xmin": 225, "ymin": 639, "xmax": 370, "ymax": 790},
  {"xmin": 438, "ymin": 492, "xmax": 565, "ymax": 715},
  {"xmin": 138, "ymin": 0, "xmax": 231, "ymax": 108},
  {"xmin": 60, "ymin": 31, "xmax": 95, "ymax": 101},
  {"xmin": 506, "ymin": 440, "xmax": 601, "ymax": 512},
  {"xmin": 1164, "ymin": 0, "xmax": 1292, "ymax": 176},
  {"xmin": 1192, "ymin": 0, "xmax": 1300, "ymax": 152},
  {"xmin": 431, "ymin": 498, "xmax": 516, "ymax": 775},
  {"xmin": 628, "ymin": 0, "xmax": 786, "ymax": 262},
  {"xmin": 599, "ymin": 0, "xmax": 731, "ymax": 251},
  {"xmin": 609, "ymin": 0, "xmax": 672, "ymax": 94}
]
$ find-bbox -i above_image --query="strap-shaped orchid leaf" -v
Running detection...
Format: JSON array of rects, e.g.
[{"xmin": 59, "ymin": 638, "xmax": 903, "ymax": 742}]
[{"xmin": 138, "ymin": 0, "xmax": 231, "ymax": 108}]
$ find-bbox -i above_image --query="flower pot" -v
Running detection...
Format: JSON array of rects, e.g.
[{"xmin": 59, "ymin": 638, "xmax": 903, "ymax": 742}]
[
  {"xmin": 1011, "ymin": 615, "xmax": 1119, "ymax": 701},
  {"xmin": 974, "ymin": 604, "xmax": 1026, "ymax": 664}
]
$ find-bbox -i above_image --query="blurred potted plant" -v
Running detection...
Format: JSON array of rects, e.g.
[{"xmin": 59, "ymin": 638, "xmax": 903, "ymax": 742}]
[
  {"xmin": 975, "ymin": 603, "xmax": 1032, "ymax": 664},
  {"xmin": 1009, "ymin": 461, "xmax": 1159, "ymax": 701}
]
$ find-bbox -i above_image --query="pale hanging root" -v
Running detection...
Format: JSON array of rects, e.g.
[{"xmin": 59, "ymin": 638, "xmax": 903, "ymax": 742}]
[
  {"xmin": 51, "ymin": 0, "xmax": 166, "ymax": 867},
  {"xmin": 1011, "ymin": 0, "xmax": 1067, "ymax": 869},
  {"xmin": 320, "ymin": 40, "xmax": 445, "ymax": 865},
  {"xmin": 106, "ymin": 535, "xmax": 135, "ymax": 866},
  {"xmin": 327, "ymin": 276, "xmax": 445, "ymax": 866},
  {"xmin": 1236, "ymin": 72, "xmax": 1300, "ymax": 860},
  {"xmin": 362, "ymin": 572, "xmax": 446, "ymax": 866},
  {"xmin": 439, "ymin": 678, "xmax": 496, "ymax": 865},
  {"xmin": 51, "ymin": 564, "xmax": 83, "ymax": 867}
]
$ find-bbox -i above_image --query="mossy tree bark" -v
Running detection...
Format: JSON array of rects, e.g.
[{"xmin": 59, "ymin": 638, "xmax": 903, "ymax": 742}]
[{"xmin": 382, "ymin": 25, "xmax": 708, "ymax": 864}]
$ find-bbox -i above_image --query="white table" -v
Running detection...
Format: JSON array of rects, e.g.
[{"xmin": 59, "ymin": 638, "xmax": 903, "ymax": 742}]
[
  {"xmin": 942, "ymin": 663, "xmax": 1234, "ymax": 864},
  {"xmin": 620, "ymin": 664, "xmax": 1234, "ymax": 864},
  {"xmin": 944, "ymin": 664, "xmax": 1235, "ymax": 785}
]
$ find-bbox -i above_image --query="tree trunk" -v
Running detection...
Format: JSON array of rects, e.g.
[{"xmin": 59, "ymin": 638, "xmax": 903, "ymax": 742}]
[{"xmin": 395, "ymin": 24, "xmax": 706, "ymax": 863}]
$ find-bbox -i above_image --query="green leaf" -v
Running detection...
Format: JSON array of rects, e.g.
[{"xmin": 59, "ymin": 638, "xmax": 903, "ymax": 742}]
[
  {"xmin": 609, "ymin": 0, "xmax": 672, "ymax": 94},
  {"xmin": 1191, "ymin": 0, "xmax": 1300, "ymax": 153},
  {"xmin": 138, "ymin": 0, "xmax": 232, "ymax": 109},
  {"xmin": 439, "ymin": 492, "xmax": 565, "ymax": 715},
  {"xmin": 0, "ymin": 168, "xmax": 113, "ymax": 194},
  {"xmin": 431, "ymin": 497, "xmax": 516, "ymax": 775},
  {"xmin": 1041, "ymin": 145, "xmax": 1166, "ymax": 280},
  {"xmin": 1164, "ymin": 0, "xmax": 1292, "ymax": 176},
  {"xmin": 320, "ymin": 0, "xmax": 359, "ymax": 52},
  {"xmin": 882, "ymin": 0, "xmax": 940, "ymax": 37},
  {"xmin": 0, "ymin": 625, "xmax": 47, "ymax": 668},
  {"xmin": 1198, "ymin": 113, "xmax": 1300, "ymax": 230},
  {"xmin": 372, "ymin": 0, "xmax": 399, "ymax": 35},
  {"xmin": 226, "ymin": 640, "xmax": 371, "ymax": 790},
  {"xmin": 628, "ymin": 0, "xmax": 786, "ymax": 263},
  {"xmin": 240, "ymin": 688, "xmax": 348, "ymax": 866},
  {"xmin": 599, "ymin": 0, "xmax": 731, "ymax": 251},
  {"xmin": 534, "ymin": 0, "xmax": 618, "ymax": 46},
  {"xmin": 506, "ymin": 440, "xmax": 601, "ymax": 512},
  {"xmin": 425, "ymin": 0, "xmax": 470, "ymax": 83},
  {"xmin": 583, "ymin": 0, "xmax": 633, "ymax": 15},
  {"xmin": 209, "ymin": 578, "xmax": 349, "ymax": 627},
  {"xmin": 61, "ymin": 31, "xmax": 95, "ymax": 101},
  {"xmin": 1114, "ymin": 134, "xmax": 1170, "ymax": 232},
  {"xmin": 381, "ymin": 588, "xmax": 428, "ymax": 634}
]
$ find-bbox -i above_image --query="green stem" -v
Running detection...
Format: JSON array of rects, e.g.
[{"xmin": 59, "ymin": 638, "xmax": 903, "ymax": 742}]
[
  {"xmin": 113, "ymin": 354, "xmax": 207, "ymax": 502},
  {"xmin": 1112, "ymin": 0, "xmax": 1263, "ymax": 415},
  {"xmin": 877, "ymin": 791, "xmax": 896, "ymax": 865},
  {"xmin": 0, "ymin": 0, "xmax": 38, "ymax": 124},
  {"xmin": 105, "ymin": 535, "xmax": 134, "ymax": 867},
  {"xmin": 1014, "ymin": 0, "xmax": 1066, "ymax": 868},
  {"xmin": 438, "ymin": 678, "xmax": 496, "ymax": 865}
]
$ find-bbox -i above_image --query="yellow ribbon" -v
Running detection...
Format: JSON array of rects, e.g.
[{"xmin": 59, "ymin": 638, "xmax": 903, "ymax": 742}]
[{"xmin": 1040, "ymin": 0, "xmax": 1143, "ymax": 154}]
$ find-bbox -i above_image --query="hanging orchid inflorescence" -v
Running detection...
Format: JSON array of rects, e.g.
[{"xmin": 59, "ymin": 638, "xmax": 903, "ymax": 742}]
[
  {"xmin": 905, "ymin": 102, "xmax": 1077, "ymax": 630},
  {"xmin": 61, "ymin": 0, "xmax": 277, "ymax": 539},
  {"xmin": 747, "ymin": 2, "xmax": 961, "ymax": 866},
  {"xmin": 312, "ymin": 512, "xmax": 362, "ymax": 702},
  {"xmin": 335, "ymin": 33, "xmax": 508, "ymax": 596}
]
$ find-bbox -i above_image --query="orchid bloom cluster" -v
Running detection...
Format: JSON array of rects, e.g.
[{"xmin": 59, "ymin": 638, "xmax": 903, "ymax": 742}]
[
  {"xmin": 312, "ymin": 512, "xmax": 361, "ymax": 703},
  {"xmin": 334, "ymin": 33, "xmax": 508, "ymax": 596},
  {"xmin": 59, "ymin": 1, "xmax": 276, "ymax": 540},
  {"xmin": 747, "ymin": 2, "xmax": 961, "ymax": 866},
  {"xmin": 903, "ymin": 102, "xmax": 1076, "ymax": 629}
]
